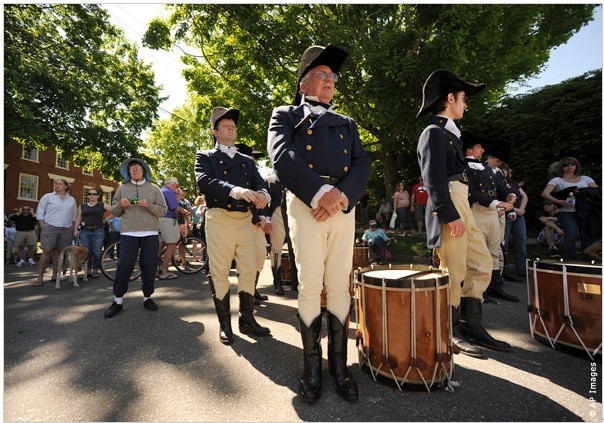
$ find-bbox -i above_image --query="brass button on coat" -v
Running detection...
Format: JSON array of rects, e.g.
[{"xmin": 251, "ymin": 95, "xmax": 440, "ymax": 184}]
[
  {"xmin": 306, "ymin": 145, "xmax": 312, "ymax": 151},
  {"xmin": 307, "ymin": 129, "xmax": 313, "ymax": 135},
  {"xmin": 308, "ymin": 164, "xmax": 314, "ymax": 169}
]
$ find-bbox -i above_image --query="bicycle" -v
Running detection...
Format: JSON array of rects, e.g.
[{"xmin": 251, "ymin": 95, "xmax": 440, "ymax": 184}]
[{"xmin": 100, "ymin": 235, "xmax": 207, "ymax": 281}]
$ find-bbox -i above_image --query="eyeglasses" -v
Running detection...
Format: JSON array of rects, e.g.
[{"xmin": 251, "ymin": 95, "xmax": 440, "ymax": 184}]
[
  {"xmin": 22, "ymin": 208, "xmax": 31, "ymax": 211},
  {"xmin": 88, "ymin": 193, "xmax": 99, "ymax": 196},
  {"xmin": 310, "ymin": 71, "xmax": 339, "ymax": 82}
]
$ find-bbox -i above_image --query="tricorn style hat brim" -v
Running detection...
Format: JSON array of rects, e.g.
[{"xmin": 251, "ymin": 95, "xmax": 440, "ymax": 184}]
[
  {"xmin": 210, "ymin": 107, "xmax": 240, "ymax": 130},
  {"xmin": 119, "ymin": 158, "xmax": 152, "ymax": 183},
  {"xmin": 416, "ymin": 69, "xmax": 485, "ymax": 118},
  {"xmin": 294, "ymin": 44, "xmax": 348, "ymax": 105}
]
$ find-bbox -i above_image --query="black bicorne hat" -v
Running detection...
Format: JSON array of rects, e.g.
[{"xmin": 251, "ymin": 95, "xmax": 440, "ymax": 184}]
[
  {"xmin": 294, "ymin": 44, "xmax": 348, "ymax": 105},
  {"xmin": 484, "ymin": 139, "xmax": 512, "ymax": 164},
  {"xmin": 210, "ymin": 107, "xmax": 240, "ymax": 130},
  {"xmin": 416, "ymin": 69, "xmax": 485, "ymax": 118}
]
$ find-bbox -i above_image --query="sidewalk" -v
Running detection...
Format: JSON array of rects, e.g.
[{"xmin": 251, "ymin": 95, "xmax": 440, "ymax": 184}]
[{"xmin": 3, "ymin": 259, "xmax": 602, "ymax": 422}]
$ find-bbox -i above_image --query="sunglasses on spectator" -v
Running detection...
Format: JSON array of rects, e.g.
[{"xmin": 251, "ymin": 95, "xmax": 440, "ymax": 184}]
[{"xmin": 88, "ymin": 192, "xmax": 99, "ymax": 196}]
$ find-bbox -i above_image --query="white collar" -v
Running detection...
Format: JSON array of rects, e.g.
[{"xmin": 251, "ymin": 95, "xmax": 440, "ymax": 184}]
[
  {"xmin": 131, "ymin": 179, "xmax": 146, "ymax": 186},
  {"xmin": 436, "ymin": 115, "xmax": 461, "ymax": 138}
]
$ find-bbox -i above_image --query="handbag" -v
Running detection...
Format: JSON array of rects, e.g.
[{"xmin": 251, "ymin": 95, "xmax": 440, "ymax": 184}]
[{"xmin": 389, "ymin": 211, "xmax": 398, "ymax": 229}]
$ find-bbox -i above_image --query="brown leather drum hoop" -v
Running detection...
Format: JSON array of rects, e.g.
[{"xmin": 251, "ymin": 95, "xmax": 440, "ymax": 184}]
[
  {"xmin": 354, "ymin": 264, "xmax": 453, "ymax": 391},
  {"xmin": 527, "ymin": 259, "xmax": 602, "ymax": 360}
]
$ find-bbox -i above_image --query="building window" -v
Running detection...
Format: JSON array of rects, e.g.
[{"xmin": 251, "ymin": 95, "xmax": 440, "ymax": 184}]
[
  {"xmin": 82, "ymin": 158, "xmax": 93, "ymax": 176},
  {"xmin": 56, "ymin": 154, "xmax": 69, "ymax": 169},
  {"xmin": 22, "ymin": 147, "xmax": 39, "ymax": 162},
  {"xmin": 101, "ymin": 191, "xmax": 111, "ymax": 205},
  {"xmin": 18, "ymin": 174, "xmax": 38, "ymax": 200}
]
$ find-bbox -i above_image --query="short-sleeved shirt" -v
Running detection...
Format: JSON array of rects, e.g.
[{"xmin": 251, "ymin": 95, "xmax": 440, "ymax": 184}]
[
  {"xmin": 161, "ymin": 185, "xmax": 180, "ymax": 219},
  {"xmin": 547, "ymin": 175, "xmax": 596, "ymax": 213},
  {"xmin": 412, "ymin": 182, "xmax": 429, "ymax": 206}
]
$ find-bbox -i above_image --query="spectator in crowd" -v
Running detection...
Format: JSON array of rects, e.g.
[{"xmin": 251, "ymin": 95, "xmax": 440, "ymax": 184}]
[
  {"xmin": 5, "ymin": 218, "xmax": 17, "ymax": 265},
  {"xmin": 536, "ymin": 200, "xmax": 564, "ymax": 258},
  {"xmin": 359, "ymin": 219, "xmax": 397, "ymax": 264},
  {"xmin": 104, "ymin": 213, "xmax": 122, "ymax": 259},
  {"xmin": 11, "ymin": 205, "xmax": 38, "ymax": 267},
  {"xmin": 191, "ymin": 195, "xmax": 207, "ymax": 263},
  {"xmin": 410, "ymin": 176, "xmax": 429, "ymax": 236},
  {"xmin": 104, "ymin": 158, "xmax": 167, "ymax": 318},
  {"xmin": 541, "ymin": 157, "xmax": 598, "ymax": 259},
  {"xmin": 500, "ymin": 164, "xmax": 528, "ymax": 281},
  {"xmin": 358, "ymin": 193, "xmax": 369, "ymax": 226},
  {"xmin": 74, "ymin": 188, "xmax": 111, "ymax": 278},
  {"xmin": 393, "ymin": 181, "xmax": 413, "ymax": 234},
  {"xmin": 158, "ymin": 177, "xmax": 188, "ymax": 280},
  {"xmin": 35, "ymin": 179, "xmax": 77, "ymax": 287},
  {"xmin": 375, "ymin": 198, "xmax": 392, "ymax": 226}
]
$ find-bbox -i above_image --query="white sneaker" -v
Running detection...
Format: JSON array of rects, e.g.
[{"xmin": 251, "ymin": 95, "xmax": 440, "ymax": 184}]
[
  {"xmin": 28, "ymin": 258, "xmax": 36, "ymax": 266},
  {"xmin": 15, "ymin": 260, "xmax": 25, "ymax": 267}
]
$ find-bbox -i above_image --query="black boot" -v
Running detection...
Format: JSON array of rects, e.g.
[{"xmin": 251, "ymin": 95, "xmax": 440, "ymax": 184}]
[
  {"xmin": 239, "ymin": 291, "xmax": 271, "ymax": 336},
  {"xmin": 451, "ymin": 306, "xmax": 485, "ymax": 359},
  {"xmin": 326, "ymin": 312, "xmax": 359, "ymax": 402},
  {"xmin": 213, "ymin": 293, "xmax": 234, "ymax": 345},
  {"xmin": 298, "ymin": 314, "xmax": 323, "ymax": 403},
  {"xmin": 458, "ymin": 298, "xmax": 511, "ymax": 351},
  {"xmin": 502, "ymin": 252, "xmax": 524, "ymax": 282},
  {"xmin": 272, "ymin": 264, "xmax": 285, "ymax": 296},
  {"xmin": 253, "ymin": 272, "xmax": 268, "ymax": 305},
  {"xmin": 486, "ymin": 270, "xmax": 520, "ymax": 302}
]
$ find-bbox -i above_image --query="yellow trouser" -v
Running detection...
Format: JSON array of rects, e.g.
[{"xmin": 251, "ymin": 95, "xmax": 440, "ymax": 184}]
[{"xmin": 436, "ymin": 182, "xmax": 492, "ymax": 307}]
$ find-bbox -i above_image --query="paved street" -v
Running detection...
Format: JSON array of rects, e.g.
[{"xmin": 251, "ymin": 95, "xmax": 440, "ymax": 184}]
[{"xmin": 3, "ymin": 258, "xmax": 602, "ymax": 422}]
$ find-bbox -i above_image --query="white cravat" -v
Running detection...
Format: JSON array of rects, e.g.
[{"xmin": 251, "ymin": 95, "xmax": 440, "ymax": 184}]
[{"xmin": 218, "ymin": 143, "xmax": 238, "ymax": 158}]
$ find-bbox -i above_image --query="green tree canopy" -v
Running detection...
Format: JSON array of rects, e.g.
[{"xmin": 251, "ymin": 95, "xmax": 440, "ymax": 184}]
[
  {"xmin": 144, "ymin": 4, "xmax": 596, "ymax": 203},
  {"xmin": 4, "ymin": 4, "xmax": 164, "ymax": 178}
]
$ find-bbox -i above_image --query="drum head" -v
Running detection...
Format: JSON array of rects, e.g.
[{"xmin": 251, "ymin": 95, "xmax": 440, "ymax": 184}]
[{"xmin": 361, "ymin": 265, "xmax": 448, "ymax": 290}]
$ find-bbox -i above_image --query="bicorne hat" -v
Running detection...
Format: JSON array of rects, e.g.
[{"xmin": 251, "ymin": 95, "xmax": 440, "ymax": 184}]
[
  {"xmin": 119, "ymin": 158, "xmax": 152, "ymax": 183},
  {"xmin": 484, "ymin": 139, "xmax": 512, "ymax": 164},
  {"xmin": 210, "ymin": 107, "xmax": 240, "ymax": 130},
  {"xmin": 294, "ymin": 44, "xmax": 348, "ymax": 105},
  {"xmin": 416, "ymin": 69, "xmax": 485, "ymax": 118},
  {"xmin": 235, "ymin": 143, "xmax": 265, "ymax": 159},
  {"xmin": 461, "ymin": 131, "xmax": 488, "ymax": 152}
]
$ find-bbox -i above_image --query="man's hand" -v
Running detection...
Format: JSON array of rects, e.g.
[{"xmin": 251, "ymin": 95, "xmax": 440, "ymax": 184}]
[
  {"xmin": 253, "ymin": 191, "xmax": 269, "ymax": 209},
  {"xmin": 447, "ymin": 218, "xmax": 466, "ymax": 238}
]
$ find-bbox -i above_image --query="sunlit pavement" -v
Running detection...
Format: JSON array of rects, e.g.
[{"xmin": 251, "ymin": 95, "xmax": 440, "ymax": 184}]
[{"xmin": 3, "ymin": 258, "xmax": 602, "ymax": 422}]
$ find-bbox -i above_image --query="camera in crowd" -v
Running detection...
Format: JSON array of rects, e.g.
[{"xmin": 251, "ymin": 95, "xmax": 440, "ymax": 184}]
[{"xmin": 129, "ymin": 197, "xmax": 140, "ymax": 205}]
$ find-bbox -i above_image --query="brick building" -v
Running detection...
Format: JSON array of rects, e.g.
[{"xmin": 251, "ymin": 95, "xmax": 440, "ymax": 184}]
[{"xmin": 4, "ymin": 139, "xmax": 120, "ymax": 218}]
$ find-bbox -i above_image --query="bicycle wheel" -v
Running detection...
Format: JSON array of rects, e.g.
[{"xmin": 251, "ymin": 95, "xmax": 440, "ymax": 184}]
[
  {"xmin": 100, "ymin": 240, "xmax": 142, "ymax": 282},
  {"xmin": 172, "ymin": 236, "xmax": 206, "ymax": 274}
]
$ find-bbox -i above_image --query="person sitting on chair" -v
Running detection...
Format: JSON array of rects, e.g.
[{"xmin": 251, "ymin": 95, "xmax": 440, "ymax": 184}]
[{"xmin": 359, "ymin": 219, "xmax": 397, "ymax": 264}]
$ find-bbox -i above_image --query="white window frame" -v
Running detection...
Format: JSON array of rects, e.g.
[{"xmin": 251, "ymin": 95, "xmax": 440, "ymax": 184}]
[
  {"xmin": 21, "ymin": 147, "xmax": 39, "ymax": 162},
  {"xmin": 18, "ymin": 173, "xmax": 39, "ymax": 201},
  {"xmin": 56, "ymin": 153, "xmax": 69, "ymax": 169}
]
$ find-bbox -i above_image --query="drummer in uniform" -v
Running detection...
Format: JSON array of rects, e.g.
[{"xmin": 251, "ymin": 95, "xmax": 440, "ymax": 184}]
[
  {"xmin": 463, "ymin": 133, "xmax": 519, "ymax": 302},
  {"xmin": 195, "ymin": 107, "xmax": 271, "ymax": 345},
  {"xmin": 268, "ymin": 44, "xmax": 371, "ymax": 403},
  {"xmin": 416, "ymin": 70, "xmax": 511, "ymax": 360}
]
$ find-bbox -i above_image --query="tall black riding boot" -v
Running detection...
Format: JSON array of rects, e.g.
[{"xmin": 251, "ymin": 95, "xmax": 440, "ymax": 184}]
[
  {"xmin": 298, "ymin": 314, "xmax": 323, "ymax": 403},
  {"xmin": 212, "ymin": 293, "xmax": 234, "ymax": 345},
  {"xmin": 451, "ymin": 306, "xmax": 485, "ymax": 359},
  {"xmin": 272, "ymin": 264, "xmax": 285, "ymax": 296},
  {"xmin": 239, "ymin": 291, "xmax": 271, "ymax": 336},
  {"xmin": 485, "ymin": 270, "xmax": 519, "ymax": 302},
  {"xmin": 253, "ymin": 272, "xmax": 268, "ymax": 304},
  {"xmin": 458, "ymin": 298, "xmax": 511, "ymax": 351},
  {"xmin": 326, "ymin": 312, "xmax": 359, "ymax": 402}
]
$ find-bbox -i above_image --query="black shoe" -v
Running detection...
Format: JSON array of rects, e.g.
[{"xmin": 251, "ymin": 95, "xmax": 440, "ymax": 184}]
[
  {"xmin": 452, "ymin": 332, "xmax": 486, "ymax": 359},
  {"xmin": 486, "ymin": 285, "xmax": 520, "ymax": 302},
  {"xmin": 459, "ymin": 298, "xmax": 511, "ymax": 351},
  {"xmin": 104, "ymin": 302, "xmax": 123, "ymax": 318},
  {"xmin": 239, "ymin": 292, "xmax": 271, "ymax": 336},
  {"xmin": 254, "ymin": 290, "xmax": 268, "ymax": 302},
  {"xmin": 143, "ymin": 298, "xmax": 158, "ymax": 311},
  {"xmin": 549, "ymin": 246, "xmax": 561, "ymax": 258}
]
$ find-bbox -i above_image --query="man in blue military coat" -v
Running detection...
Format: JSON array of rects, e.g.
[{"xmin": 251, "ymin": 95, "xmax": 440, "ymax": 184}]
[
  {"xmin": 416, "ymin": 70, "xmax": 512, "ymax": 361},
  {"xmin": 268, "ymin": 44, "xmax": 371, "ymax": 403},
  {"xmin": 195, "ymin": 107, "xmax": 271, "ymax": 345}
]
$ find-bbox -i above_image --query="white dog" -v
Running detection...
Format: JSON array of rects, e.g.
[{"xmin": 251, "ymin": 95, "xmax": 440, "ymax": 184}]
[{"xmin": 55, "ymin": 246, "xmax": 90, "ymax": 290}]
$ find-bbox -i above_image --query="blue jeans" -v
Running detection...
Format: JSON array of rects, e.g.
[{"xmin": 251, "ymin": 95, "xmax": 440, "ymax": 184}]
[
  {"xmin": 504, "ymin": 215, "xmax": 527, "ymax": 276},
  {"xmin": 79, "ymin": 228, "xmax": 105, "ymax": 270},
  {"xmin": 556, "ymin": 212, "xmax": 578, "ymax": 259}
]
